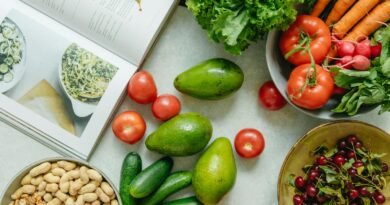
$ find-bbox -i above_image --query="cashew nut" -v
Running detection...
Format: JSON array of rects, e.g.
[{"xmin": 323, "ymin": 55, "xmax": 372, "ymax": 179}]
[
  {"xmin": 46, "ymin": 183, "xmax": 59, "ymax": 193},
  {"xmin": 58, "ymin": 161, "xmax": 76, "ymax": 171},
  {"xmin": 100, "ymin": 182, "xmax": 114, "ymax": 196},
  {"xmin": 79, "ymin": 183, "xmax": 96, "ymax": 195},
  {"xmin": 83, "ymin": 193, "xmax": 98, "ymax": 202},
  {"xmin": 21, "ymin": 185, "xmax": 36, "ymax": 194},
  {"xmin": 47, "ymin": 198, "xmax": 61, "ymax": 205},
  {"xmin": 44, "ymin": 173, "xmax": 60, "ymax": 183},
  {"xmin": 30, "ymin": 162, "xmax": 51, "ymax": 177},
  {"xmin": 96, "ymin": 188, "xmax": 110, "ymax": 203},
  {"xmin": 20, "ymin": 174, "xmax": 32, "ymax": 185}
]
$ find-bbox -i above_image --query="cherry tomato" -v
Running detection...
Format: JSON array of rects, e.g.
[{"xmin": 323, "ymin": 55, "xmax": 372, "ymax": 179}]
[
  {"xmin": 279, "ymin": 15, "xmax": 331, "ymax": 66},
  {"xmin": 128, "ymin": 71, "xmax": 157, "ymax": 104},
  {"xmin": 152, "ymin": 94, "xmax": 181, "ymax": 121},
  {"xmin": 259, "ymin": 81, "xmax": 287, "ymax": 110},
  {"xmin": 112, "ymin": 111, "xmax": 146, "ymax": 144},
  {"xmin": 234, "ymin": 128, "xmax": 265, "ymax": 158},
  {"xmin": 287, "ymin": 64, "xmax": 334, "ymax": 110}
]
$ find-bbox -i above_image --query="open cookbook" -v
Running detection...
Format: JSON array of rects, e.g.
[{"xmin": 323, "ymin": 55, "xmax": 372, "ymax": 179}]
[{"xmin": 0, "ymin": 0, "xmax": 178, "ymax": 160}]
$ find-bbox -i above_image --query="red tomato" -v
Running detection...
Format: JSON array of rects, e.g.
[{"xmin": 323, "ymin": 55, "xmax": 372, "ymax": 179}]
[
  {"xmin": 287, "ymin": 64, "xmax": 334, "ymax": 110},
  {"xmin": 259, "ymin": 81, "xmax": 287, "ymax": 110},
  {"xmin": 279, "ymin": 15, "xmax": 331, "ymax": 66},
  {"xmin": 152, "ymin": 94, "xmax": 181, "ymax": 121},
  {"xmin": 112, "ymin": 111, "xmax": 146, "ymax": 144},
  {"xmin": 234, "ymin": 128, "xmax": 265, "ymax": 159},
  {"xmin": 128, "ymin": 71, "xmax": 157, "ymax": 104}
]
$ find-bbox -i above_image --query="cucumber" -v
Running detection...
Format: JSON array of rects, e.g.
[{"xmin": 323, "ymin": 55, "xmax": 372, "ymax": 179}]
[
  {"xmin": 129, "ymin": 156, "xmax": 173, "ymax": 198},
  {"xmin": 3, "ymin": 72, "xmax": 13, "ymax": 83},
  {"xmin": 120, "ymin": 152, "xmax": 142, "ymax": 205},
  {"xmin": 163, "ymin": 196, "xmax": 203, "ymax": 205},
  {"xmin": 0, "ymin": 64, "xmax": 9, "ymax": 74},
  {"xmin": 140, "ymin": 171, "xmax": 193, "ymax": 205}
]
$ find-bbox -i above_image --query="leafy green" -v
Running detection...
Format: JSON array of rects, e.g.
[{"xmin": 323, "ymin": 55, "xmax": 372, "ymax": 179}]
[
  {"xmin": 332, "ymin": 26, "xmax": 390, "ymax": 115},
  {"xmin": 186, "ymin": 0, "xmax": 305, "ymax": 55}
]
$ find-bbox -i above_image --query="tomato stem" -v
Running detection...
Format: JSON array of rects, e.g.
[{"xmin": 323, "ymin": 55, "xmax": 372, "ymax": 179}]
[{"xmin": 284, "ymin": 37, "xmax": 309, "ymax": 59}]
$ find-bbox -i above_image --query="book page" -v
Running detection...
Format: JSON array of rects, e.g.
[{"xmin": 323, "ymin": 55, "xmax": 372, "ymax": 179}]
[{"xmin": 22, "ymin": 0, "xmax": 177, "ymax": 66}]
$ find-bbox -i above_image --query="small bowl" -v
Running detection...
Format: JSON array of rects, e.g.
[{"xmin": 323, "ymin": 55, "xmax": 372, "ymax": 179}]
[
  {"xmin": 0, "ymin": 157, "xmax": 122, "ymax": 205},
  {"xmin": 265, "ymin": 30, "xmax": 377, "ymax": 120},
  {"xmin": 278, "ymin": 120, "xmax": 390, "ymax": 205}
]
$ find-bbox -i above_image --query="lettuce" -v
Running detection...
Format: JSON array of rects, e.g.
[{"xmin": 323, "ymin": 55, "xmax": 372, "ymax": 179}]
[{"xmin": 186, "ymin": 0, "xmax": 304, "ymax": 55}]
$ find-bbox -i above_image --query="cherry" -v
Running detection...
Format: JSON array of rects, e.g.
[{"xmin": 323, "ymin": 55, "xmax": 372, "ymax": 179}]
[
  {"xmin": 382, "ymin": 163, "xmax": 389, "ymax": 172},
  {"xmin": 349, "ymin": 189, "xmax": 359, "ymax": 199},
  {"xmin": 338, "ymin": 140, "xmax": 347, "ymax": 149},
  {"xmin": 337, "ymin": 150, "xmax": 347, "ymax": 156},
  {"xmin": 348, "ymin": 168, "xmax": 357, "ymax": 176},
  {"xmin": 317, "ymin": 156, "xmax": 327, "ymax": 165},
  {"xmin": 306, "ymin": 184, "xmax": 318, "ymax": 197},
  {"xmin": 295, "ymin": 176, "xmax": 306, "ymax": 188},
  {"xmin": 333, "ymin": 155, "xmax": 346, "ymax": 166},
  {"xmin": 359, "ymin": 187, "xmax": 370, "ymax": 197},
  {"xmin": 346, "ymin": 182, "xmax": 355, "ymax": 190},
  {"xmin": 347, "ymin": 135, "xmax": 358, "ymax": 144},
  {"xmin": 353, "ymin": 160, "xmax": 364, "ymax": 168},
  {"xmin": 316, "ymin": 195, "xmax": 327, "ymax": 203},
  {"xmin": 302, "ymin": 192, "xmax": 309, "ymax": 201},
  {"xmin": 309, "ymin": 170, "xmax": 320, "ymax": 181},
  {"xmin": 374, "ymin": 192, "xmax": 386, "ymax": 204},
  {"xmin": 355, "ymin": 141, "xmax": 362, "ymax": 148},
  {"xmin": 293, "ymin": 194, "xmax": 304, "ymax": 205},
  {"xmin": 347, "ymin": 151, "xmax": 356, "ymax": 159}
]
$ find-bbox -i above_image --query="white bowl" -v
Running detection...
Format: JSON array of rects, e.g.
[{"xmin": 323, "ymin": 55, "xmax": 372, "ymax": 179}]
[{"xmin": 265, "ymin": 30, "xmax": 376, "ymax": 120}]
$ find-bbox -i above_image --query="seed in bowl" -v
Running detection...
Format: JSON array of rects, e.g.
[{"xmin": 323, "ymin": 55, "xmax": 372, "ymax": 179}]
[
  {"xmin": 9, "ymin": 160, "xmax": 118, "ymax": 205},
  {"xmin": 289, "ymin": 135, "xmax": 389, "ymax": 205}
]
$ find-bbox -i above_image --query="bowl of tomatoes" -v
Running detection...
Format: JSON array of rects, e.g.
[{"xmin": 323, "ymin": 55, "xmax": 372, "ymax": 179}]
[
  {"xmin": 266, "ymin": 2, "xmax": 389, "ymax": 120},
  {"xmin": 278, "ymin": 120, "xmax": 390, "ymax": 205}
]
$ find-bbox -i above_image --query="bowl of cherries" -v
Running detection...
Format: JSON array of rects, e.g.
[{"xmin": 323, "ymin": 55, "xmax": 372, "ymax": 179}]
[{"xmin": 278, "ymin": 120, "xmax": 390, "ymax": 205}]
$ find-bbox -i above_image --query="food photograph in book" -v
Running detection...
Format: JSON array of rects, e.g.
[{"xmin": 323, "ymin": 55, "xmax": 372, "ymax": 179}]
[{"xmin": 0, "ymin": 9, "xmax": 119, "ymax": 137}]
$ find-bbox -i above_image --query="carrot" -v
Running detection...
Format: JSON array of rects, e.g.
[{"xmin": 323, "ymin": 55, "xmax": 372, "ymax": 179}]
[
  {"xmin": 325, "ymin": 0, "xmax": 357, "ymax": 26},
  {"xmin": 332, "ymin": 0, "xmax": 381, "ymax": 39},
  {"xmin": 310, "ymin": 0, "xmax": 332, "ymax": 17},
  {"xmin": 344, "ymin": 1, "xmax": 390, "ymax": 41}
]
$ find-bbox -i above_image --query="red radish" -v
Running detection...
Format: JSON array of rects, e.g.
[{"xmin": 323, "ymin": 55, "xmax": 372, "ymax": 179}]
[
  {"xmin": 354, "ymin": 40, "xmax": 371, "ymax": 58},
  {"xmin": 352, "ymin": 55, "xmax": 370, "ymax": 70},
  {"xmin": 339, "ymin": 56, "xmax": 353, "ymax": 69},
  {"xmin": 371, "ymin": 43, "xmax": 382, "ymax": 58},
  {"xmin": 333, "ymin": 86, "xmax": 346, "ymax": 95},
  {"xmin": 336, "ymin": 41, "xmax": 355, "ymax": 57}
]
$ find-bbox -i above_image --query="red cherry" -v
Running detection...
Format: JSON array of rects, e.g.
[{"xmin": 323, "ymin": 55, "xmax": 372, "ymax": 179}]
[
  {"xmin": 333, "ymin": 155, "xmax": 346, "ymax": 166},
  {"xmin": 309, "ymin": 170, "xmax": 319, "ymax": 181},
  {"xmin": 348, "ymin": 168, "xmax": 357, "ymax": 176},
  {"xmin": 338, "ymin": 140, "xmax": 347, "ymax": 149},
  {"xmin": 347, "ymin": 135, "xmax": 358, "ymax": 144},
  {"xmin": 337, "ymin": 150, "xmax": 347, "ymax": 157},
  {"xmin": 306, "ymin": 184, "xmax": 318, "ymax": 197},
  {"xmin": 359, "ymin": 187, "xmax": 370, "ymax": 197},
  {"xmin": 294, "ymin": 176, "xmax": 306, "ymax": 188},
  {"xmin": 317, "ymin": 156, "xmax": 327, "ymax": 165},
  {"xmin": 347, "ymin": 151, "xmax": 356, "ymax": 159},
  {"xmin": 353, "ymin": 160, "xmax": 364, "ymax": 168},
  {"xmin": 382, "ymin": 163, "xmax": 389, "ymax": 172},
  {"xmin": 374, "ymin": 192, "xmax": 386, "ymax": 204},
  {"xmin": 355, "ymin": 141, "xmax": 363, "ymax": 148},
  {"xmin": 293, "ymin": 194, "xmax": 304, "ymax": 205},
  {"xmin": 349, "ymin": 189, "xmax": 359, "ymax": 199}
]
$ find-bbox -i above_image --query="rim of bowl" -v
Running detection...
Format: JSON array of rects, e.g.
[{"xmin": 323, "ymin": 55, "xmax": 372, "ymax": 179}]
[
  {"xmin": 277, "ymin": 120, "xmax": 390, "ymax": 204},
  {"xmin": 0, "ymin": 157, "xmax": 122, "ymax": 205}
]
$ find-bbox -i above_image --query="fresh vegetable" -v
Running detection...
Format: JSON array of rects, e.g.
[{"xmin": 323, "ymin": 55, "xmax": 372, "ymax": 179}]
[
  {"xmin": 351, "ymin": 55, "xmax": 371, "ymax": 71},
  {"xmin": 332, "ymin": 27, "xmax": 390, "ymax": 115},
  {"xmin": 62, "ymin": 43, "xmax": 118, "ymax": 102},
  {"xmin": 146, "ymin": 112, "xmax": 212, "ymax": 156},
  {"xmin": 129, "ymin": 157, "xmax": 173, "ymax": 198},
  {"xmin": 174, "ymin": 58, "xmax": 244, "ymax": 100},
  {"xmin": 280, "ymin": 15, "xmax": 331, "ymax": 66},
  {"xmin": 163, "ymin": 196, "xmax": 203, "ymax": 205},
  {"xmin": 112, "ymin": 111, "xmax": 146, "ymax": 144},
  {"xmin": 344, "ymin": 1, "xmax": 390, "ymax": 41},
  {"xmin": 0, "ymin": 18, "xmax": 23, "ymax": 83},
  {"xmin": 128, "ymin": 71, "xmax": 157, "ymax": 104},
  {"xmin": 186, "ymin": 0, "xmax": 304, "ymax": 55},
  {"xmin": 140, "ymin": 171, "xmax": 192, "ymax": 205},
  {"xmin": 371, "ymin": 43, "xmax": 382, "ymax": 58},
  {"xmin": 234, "ymin": 128, "xmax": 265, "ymax": 159},
  {"xmin": 289, "ymin": 135, "xmax": 389, "ymax": 205},
  {"xmin": 325, "ymin": 0, "xmax": 357, "ymax": 25},
  {"xmin": 120, "ymin": 152, "xmax": 142, "ymax": 205},
  {"xmin": 287, "ymin": 64, "xmax": 334, "ymax": 110},
  {"xmin": 258, "ymin": 81, "xmax": 286, "ymax": 111},
  {"xmin": 332, "ymin": 0, "xmax": 380, "ymax": 39},
  {"xmin": 354, "ymin": 39, "xmax": 371, "ymax": 59},
  {"xmin": 336, "ymin": 41, "xmax": 355, "ymax": 57},
  {"xmin": 193, "ymin": 137, "xmax": 236, "ymax": 205},
  {"xmin": 310, "ymin": 0, "xmax": 331, "ymax": 17},
  {"xmin": 152, "ymin": 94, "xmax": 181, "ymax": 121}
]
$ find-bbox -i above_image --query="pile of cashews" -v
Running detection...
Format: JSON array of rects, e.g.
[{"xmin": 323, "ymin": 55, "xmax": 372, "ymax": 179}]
[{"xmin": 10, "ymin": 160, "xmax": 118, "ymax": 205}]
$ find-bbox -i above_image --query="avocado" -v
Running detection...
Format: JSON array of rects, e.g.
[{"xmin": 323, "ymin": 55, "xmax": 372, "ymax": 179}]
[
  {"xmin": 145, "ymin": 112, "xmax": 212, "ymax": 156},
  {"xmin": 174, "ymin": 58, "xmax": 244, "ymax": 100},
  {"xmin": 192, "ymin": 137, "xmax": 237, "ymax": 205}
]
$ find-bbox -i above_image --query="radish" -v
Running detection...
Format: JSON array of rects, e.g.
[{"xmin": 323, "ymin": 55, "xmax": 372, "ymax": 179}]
[
  {"xmin": 371, "ymin": 43, "xmax": 382, "ymax": 58},
  {"xmin": 336, "ymin": 41, "xmax": 355, "ymax": 57},
  {"xmin": 354, "ymin": 39, "xmax": 371, "ymax": 58},
  {"xmin": 333, "ymin": 86, "xmax": 346, "ymax": 95},
  {"xmin": 352, "ymin": 55, "xmax": 370, "ymax": 71},
  {"xmin": 339, "ymin": 56, "xmax": 353, "ymax": 69}
]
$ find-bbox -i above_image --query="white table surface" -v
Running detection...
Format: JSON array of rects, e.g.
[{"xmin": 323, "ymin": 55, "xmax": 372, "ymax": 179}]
[{"xmin": 1, "ymin": 7, "xmax": 390, "ymax": 205}]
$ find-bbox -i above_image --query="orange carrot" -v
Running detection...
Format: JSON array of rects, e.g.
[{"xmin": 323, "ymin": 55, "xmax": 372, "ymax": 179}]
[
  {"xmin": 344, "ymin": 1, "xmax": 390, "ymax": 41},
  {"xmin": 333, "ymin": 0, "xmax": 380, "ymax": 39},
  {"xmin": 325, "ymin": 0, "xmax": 357, "ymax": 26},
  {"xmin": 310, "ymin": 0, "xmax": 332, "ymax": 17}
]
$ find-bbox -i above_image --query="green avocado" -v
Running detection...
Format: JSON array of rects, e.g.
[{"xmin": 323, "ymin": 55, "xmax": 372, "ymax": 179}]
[
  {"xmin": 192, "ymin": 137, "xmax": 237, "ymax": 205},
  {"xmin": 145, "ymin": 112, "xmax": 212, "ymax": 156},
  {"xmin": 174, "ymin": 58, "xmax": 244, "ymax": 100}
]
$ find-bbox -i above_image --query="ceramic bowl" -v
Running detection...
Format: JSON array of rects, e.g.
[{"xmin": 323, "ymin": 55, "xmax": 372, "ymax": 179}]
[
  {"xmin": 0, "ymin": 157, "xmax": 121, "ymax": 205},
  {"xmin": 265, "ymin": 30, "xmax": 377, "ymax": 120},
  {"xmin": 278, "ymin": 120, "xmax": 390, "ymax": 205}
]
